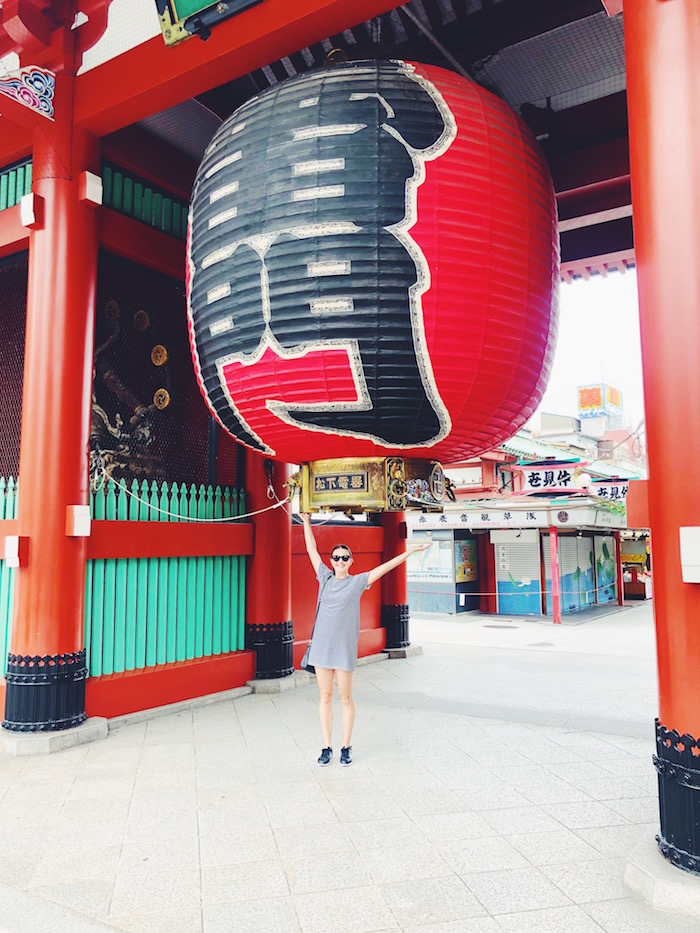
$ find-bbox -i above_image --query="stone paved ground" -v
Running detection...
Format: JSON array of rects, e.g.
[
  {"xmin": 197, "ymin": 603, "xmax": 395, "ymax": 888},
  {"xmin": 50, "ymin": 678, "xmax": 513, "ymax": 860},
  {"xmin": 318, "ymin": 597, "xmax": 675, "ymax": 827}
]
[{"xmin": 1, "ymin": 600, "xmax": 698, "ymax": 932}]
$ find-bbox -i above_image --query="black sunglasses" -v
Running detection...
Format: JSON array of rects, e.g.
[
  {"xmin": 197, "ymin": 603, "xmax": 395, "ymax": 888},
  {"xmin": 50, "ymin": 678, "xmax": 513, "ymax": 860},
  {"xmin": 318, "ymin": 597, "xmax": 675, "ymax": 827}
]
[{"xmin": 331, "ymin": 554, "xmax": 351, "ymax": 562}]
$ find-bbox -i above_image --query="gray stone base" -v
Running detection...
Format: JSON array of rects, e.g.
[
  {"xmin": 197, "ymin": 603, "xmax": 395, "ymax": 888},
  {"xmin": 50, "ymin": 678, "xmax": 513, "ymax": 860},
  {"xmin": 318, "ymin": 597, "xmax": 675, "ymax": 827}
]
[
  {"xmin": 248, "ymin": 670, "xmax": 314, "ymax": 693},
  {"xmin": 0, "ymin": 717, "xmax": 108, "ymax": 756},
  {"xmin": 107, "ymin": 686, "xmax": 253, "ymax": 729},
  {"xmin": 249, "ymin": 652, "xmax": 393, "ymax": 691},
  {"xmin": 386, "ymin": 645, "xmax": 423, "ymax": 659},
  {"xmin": 625, "ymin": 826, "xmax": 700, "ymax": 921},
  {"xmin": 357, "ymin": 651, "xmax": 390, "ymax": 666}
]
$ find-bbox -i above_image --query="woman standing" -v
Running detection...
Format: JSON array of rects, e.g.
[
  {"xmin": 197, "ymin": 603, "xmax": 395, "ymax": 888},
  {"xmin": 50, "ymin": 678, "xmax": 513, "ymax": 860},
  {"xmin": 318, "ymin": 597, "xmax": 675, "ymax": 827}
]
[{"xmin": 300, "ymin": 514, "xmax": 430, "ymax": 766}]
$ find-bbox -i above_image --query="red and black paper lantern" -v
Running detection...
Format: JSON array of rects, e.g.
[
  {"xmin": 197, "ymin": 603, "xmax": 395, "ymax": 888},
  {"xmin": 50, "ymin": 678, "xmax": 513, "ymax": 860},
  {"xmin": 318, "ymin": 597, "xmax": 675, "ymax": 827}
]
[{"xmin": 187, "ymin": 59, "xmax": 559, "ymax": 464}]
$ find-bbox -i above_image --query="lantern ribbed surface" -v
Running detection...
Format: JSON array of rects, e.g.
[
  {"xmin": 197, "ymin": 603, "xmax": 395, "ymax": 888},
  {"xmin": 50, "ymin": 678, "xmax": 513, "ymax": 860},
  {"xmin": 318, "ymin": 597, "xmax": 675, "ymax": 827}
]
[{"xmin": 187, "ymin": 60, "xmax": 559, "ymax": 463}]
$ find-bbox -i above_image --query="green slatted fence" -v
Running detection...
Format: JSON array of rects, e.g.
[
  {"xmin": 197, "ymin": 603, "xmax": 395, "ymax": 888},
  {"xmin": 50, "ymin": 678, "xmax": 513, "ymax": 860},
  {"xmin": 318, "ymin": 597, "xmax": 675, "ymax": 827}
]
[
  {"xmin": 0, "ymin": 160, "xmax": 33, "ymax": 212},
  {"xmin": 86, "ymin": 479, "xmax": 246, "ymax": 677},
  {"xmin": 102, "ymin": 163, "xmax": 189, "ymax": 241},
  {"xmin": 0, "ymin": 478, "xmax": 18, "ymax": 675}
]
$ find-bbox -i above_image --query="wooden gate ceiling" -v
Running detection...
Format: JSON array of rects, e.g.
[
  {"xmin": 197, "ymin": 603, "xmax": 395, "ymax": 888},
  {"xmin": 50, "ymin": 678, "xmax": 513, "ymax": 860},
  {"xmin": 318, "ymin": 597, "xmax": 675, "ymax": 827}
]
[{"xmin": 0, "ymin": 0, "xmax": 631, "ymax": 279}]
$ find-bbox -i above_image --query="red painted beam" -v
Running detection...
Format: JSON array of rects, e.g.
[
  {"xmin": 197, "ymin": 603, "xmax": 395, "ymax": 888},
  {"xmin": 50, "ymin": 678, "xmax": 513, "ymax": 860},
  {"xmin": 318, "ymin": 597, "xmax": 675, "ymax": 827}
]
[
  {"xmin": 552, "ymin": 138, "xmax": 630, "ymax": 200},
  {"xmin": 99, "ymin": 208, "xmax": 186, "ymax": 280},
  {"xmin": 85, "ymin": 650, "xmax": 256, "ymax": 718},
  {"xmin": 74, "ymin": 0, "xmax": 401, "ymax": 136},
  {"xmin": 101, "ymin": 125, "xmax": 198, "ymax": 200},
  {"xmin": 0, "ymin": 121, "xmax": 31, "ymax": 167},
  {"xmin": 0, "ymin": 205, "xmax": 29, "ymax": 258},
  {"xmin": 87, "ymin": 520, "xmax": 253, "ymax": 560}
]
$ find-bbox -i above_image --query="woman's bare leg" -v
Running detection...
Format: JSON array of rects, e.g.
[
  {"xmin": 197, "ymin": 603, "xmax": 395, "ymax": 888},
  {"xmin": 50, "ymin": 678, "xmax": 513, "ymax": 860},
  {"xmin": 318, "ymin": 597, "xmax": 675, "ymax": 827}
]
[
  {"xmin": 315, "ymin": 667, "xmax": 335, "ymax": 747},
  {"xmin": 336, "ymin": 669, "xmax": 355, "ymax": 747}
]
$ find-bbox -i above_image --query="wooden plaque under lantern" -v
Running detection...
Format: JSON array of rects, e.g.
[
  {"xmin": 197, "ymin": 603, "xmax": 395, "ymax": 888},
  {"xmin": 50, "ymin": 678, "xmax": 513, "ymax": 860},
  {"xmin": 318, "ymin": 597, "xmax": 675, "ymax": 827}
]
[{"xmin": 294, "ymin": 458, "xmax": 445, "ymax": 513}]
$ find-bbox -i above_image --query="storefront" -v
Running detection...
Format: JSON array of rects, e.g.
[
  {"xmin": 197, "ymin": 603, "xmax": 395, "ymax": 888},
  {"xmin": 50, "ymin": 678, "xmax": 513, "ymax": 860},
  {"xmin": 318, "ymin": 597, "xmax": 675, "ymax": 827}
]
[
  {"xmin": 407, "ymin": 498, "xmax": 625, "ymax": 620},
  {"xmin": 406, "ymin": 527, "xmax": 480, "ymax": 615}
]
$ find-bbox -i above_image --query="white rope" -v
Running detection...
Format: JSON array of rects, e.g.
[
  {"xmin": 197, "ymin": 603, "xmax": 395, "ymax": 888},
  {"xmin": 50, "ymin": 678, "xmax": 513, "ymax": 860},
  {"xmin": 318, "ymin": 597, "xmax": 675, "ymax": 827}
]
[{"xmin": 99, "ymin": 469, "xmax": 289, "ymax": 523}]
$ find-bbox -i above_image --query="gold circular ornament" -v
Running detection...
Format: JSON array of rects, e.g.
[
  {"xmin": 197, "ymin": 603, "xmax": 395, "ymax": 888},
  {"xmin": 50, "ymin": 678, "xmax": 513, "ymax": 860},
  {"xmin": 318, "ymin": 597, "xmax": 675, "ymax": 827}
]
[
  {"xmin": 104, "ymin": 300, "xmax": 120, "ymax": 321},
  {"xmin": 151, "ymin": 344, "xmax": 168, "ymax": 366},
  {"xmin": 153, "ymin": 388, "xmax": 171, "ymax": 410},
  {"xmin": 133, "ymin": 310, "xmax": 150, "ymax": 331},
  {"xmin": 429, "ymin": 462, "xmax": 446, "ymax": 501}
]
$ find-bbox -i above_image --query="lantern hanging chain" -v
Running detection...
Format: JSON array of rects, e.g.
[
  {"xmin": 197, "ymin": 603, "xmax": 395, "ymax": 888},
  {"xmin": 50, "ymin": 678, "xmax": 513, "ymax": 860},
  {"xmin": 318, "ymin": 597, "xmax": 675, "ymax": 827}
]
[{"xmin": 96, "ymin": 465, "xmax": 288, "ymax": 523}]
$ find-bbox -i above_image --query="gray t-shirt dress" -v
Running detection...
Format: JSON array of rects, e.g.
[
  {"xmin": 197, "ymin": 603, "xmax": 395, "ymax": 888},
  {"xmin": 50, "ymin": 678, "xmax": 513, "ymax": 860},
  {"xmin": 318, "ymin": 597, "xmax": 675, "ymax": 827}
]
[{"xmin": 307, "ymin": 563, "xmax": 371, "ymax": 672}]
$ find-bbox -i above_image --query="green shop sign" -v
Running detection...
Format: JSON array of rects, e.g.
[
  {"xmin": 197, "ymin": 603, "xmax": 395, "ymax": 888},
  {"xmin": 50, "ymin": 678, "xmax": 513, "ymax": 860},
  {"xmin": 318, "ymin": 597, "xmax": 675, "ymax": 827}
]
[{"xmin": 155, "ymin": 0, "xmax": 263, "ymax": 46}]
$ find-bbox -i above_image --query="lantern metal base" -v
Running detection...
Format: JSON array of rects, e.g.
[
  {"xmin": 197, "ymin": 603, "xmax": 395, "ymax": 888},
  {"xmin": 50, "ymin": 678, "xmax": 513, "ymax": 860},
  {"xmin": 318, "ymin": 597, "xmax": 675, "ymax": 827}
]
[{"xmin": 293, "ymin": 457, "xmax": 446, "ymax": 513}]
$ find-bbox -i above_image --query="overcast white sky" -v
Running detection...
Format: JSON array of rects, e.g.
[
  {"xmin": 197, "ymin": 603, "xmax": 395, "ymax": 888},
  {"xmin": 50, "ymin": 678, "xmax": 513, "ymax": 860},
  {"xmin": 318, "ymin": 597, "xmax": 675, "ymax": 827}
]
[{"xmin": 532, "ymin": 270, "xmax": 646, "ymax": 429}]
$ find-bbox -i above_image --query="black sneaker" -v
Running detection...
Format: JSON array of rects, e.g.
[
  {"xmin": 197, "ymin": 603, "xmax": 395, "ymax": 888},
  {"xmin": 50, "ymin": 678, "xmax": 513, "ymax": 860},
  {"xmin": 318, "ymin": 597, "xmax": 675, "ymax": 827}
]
[
  {"xmin": 340, "ymin": 746, "xmax": 353, "ymax": 767},
  {"xmin": 317, "ymin": 747, "xmax": 333, "ymax": 766}
]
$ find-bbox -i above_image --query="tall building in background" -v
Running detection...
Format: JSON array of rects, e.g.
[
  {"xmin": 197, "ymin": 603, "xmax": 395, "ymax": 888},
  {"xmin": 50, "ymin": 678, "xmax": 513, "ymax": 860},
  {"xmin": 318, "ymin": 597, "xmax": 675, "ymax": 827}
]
[{"xmin": 577, "ymin": 383, "xmax": 625, "ymax": 433}]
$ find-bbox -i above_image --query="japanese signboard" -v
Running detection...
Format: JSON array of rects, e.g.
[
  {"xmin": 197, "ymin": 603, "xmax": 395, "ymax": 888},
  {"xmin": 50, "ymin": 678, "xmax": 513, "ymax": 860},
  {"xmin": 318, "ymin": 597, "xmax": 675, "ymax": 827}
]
[
  {"xmin": 520, "ymin": 465, "xmax": 579, "ymax": 494},
  {"xmin": 410, "ymin": 509, "xmax": 548, "ymax": 530},
  {"xmin": 590, "ymin": 482, "xmax": 629, "ymax": 502}
]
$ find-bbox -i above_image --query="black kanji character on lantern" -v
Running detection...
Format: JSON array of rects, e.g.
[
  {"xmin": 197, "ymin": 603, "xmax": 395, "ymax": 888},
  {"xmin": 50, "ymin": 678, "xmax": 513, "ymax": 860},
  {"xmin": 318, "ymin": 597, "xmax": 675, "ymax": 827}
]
[
  {"xmin": 527, "ymin": 472, "xmax": 542, "ymax": 488},
  {"xmin": 188, "ymin": 60, "xmax": 456, "ymax": 453},
  {"xmin": 557, "ymin": 470, "xmax": 572, "ymax": 486}
]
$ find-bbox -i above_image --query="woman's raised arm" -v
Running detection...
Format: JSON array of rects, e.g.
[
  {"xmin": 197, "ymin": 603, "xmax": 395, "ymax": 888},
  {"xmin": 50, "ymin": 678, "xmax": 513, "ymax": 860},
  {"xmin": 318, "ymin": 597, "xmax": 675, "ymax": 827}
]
[
  {"xmin": 300, "ymin": 513, "xmax": 322, "ymax": 575},
  {"xmin": 366, "ymin": 541, "xmax": 431, "ymax": 587}
]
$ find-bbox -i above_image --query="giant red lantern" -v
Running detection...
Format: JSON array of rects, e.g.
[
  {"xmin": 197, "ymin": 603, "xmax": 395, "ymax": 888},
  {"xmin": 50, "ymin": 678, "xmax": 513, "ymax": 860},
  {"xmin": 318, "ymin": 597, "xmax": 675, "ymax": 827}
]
[{"xmin": 187, "ymin": 60, "xmax": 559, "ymax": 465}]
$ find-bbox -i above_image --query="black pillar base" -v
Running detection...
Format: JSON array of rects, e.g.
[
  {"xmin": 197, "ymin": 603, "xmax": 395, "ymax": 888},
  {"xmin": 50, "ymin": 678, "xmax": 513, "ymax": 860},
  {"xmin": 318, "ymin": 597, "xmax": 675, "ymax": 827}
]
[
  {"xmin": 381, "ymin": 603, "xmax": 410, "ymax": 649},
  {"xmin": 245, "ymin": 621, "xmax": 294, "ymax": 679},
  {"xmin": 654, "ymin": 719, "xmax": 700, "ymax": 875},
  {"xmin": 2, "ymin": 650, "xmax": 87, "ymax": 733}
]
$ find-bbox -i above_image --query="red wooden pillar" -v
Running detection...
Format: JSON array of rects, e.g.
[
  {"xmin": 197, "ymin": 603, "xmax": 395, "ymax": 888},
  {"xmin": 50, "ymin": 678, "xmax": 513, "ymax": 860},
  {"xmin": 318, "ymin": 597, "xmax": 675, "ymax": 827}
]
[
  {"xmin": 3, "ymin": 76, "xmax": 100, "ymax": 731},
  {"xmin": 548, "ymin": 527, "xmax": 561, "ymax": 625},
  {"xmin": 244, "ymin": 453, "xmax": 293, "ymax": 678},
  {"xmin": 380, "ymin": 511, "xmax": 409, "ymax": 648},
  {"xmin": 625, "ymin": 0, "xmax": 700, "ymax": 872},
  {"xmin": 614, "ymin": 531, "xmax": 624, "ymax": 607},
  {"xmin": 478, "ymin": 532, "xmax": 497, "ymax": 614}
]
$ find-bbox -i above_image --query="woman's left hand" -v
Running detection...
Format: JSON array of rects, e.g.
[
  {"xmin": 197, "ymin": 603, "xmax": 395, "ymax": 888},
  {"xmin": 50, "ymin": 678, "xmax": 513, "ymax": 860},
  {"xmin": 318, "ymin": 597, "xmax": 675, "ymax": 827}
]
[{"xmin": 408, "ymin": 541, "xmax": 432, "ymax": 554}]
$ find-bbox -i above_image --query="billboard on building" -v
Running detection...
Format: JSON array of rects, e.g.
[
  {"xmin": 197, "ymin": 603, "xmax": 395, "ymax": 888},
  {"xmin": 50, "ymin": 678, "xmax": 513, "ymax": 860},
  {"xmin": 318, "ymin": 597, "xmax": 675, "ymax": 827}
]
[{"xmin": 577, "ymin": 384, "xmax": 623, "ymax": 419}]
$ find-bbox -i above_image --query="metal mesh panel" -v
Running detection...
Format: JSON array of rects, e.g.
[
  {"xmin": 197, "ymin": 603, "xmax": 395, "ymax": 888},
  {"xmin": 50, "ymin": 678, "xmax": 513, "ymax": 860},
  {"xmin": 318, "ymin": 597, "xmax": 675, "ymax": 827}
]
[
  {"xmin": 0, "ymin": 252, "xmax": 27, "ymax": 479},
  {"xmin": 91, "ymin": 252, "xmax": 215, "ymax": 486},
  {"xmin": 476, "ymin": 11, "xmax": 626, "ymax": 112}
]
